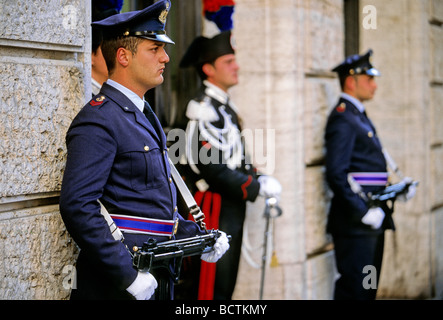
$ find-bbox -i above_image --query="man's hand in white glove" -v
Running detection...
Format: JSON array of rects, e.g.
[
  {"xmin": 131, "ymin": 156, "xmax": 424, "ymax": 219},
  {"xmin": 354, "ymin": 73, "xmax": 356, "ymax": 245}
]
[
  {"xmin": 126, "ymin": 271, "xmax": 158, "ymax": 300},
  {"xmin": 258, "ymin": 175, "xmax": 282, "ymax": 199},
  {"xmin": 397, "ymin": 177, "xmax": 416, "ymax": 202},
  {"xmin": 361, "ymin": 207, "xmax": 385, "ymax": 229},
  {"xmin": 201, "ymin": 231, "xmax": 230, "ymax": 263}
]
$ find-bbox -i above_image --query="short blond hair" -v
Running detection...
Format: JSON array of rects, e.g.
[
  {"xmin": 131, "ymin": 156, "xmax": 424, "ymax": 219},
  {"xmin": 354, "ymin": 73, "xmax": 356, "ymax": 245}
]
[{"xmin": 101, "ymin": 36, "xmax": 144, "ymax": 75}]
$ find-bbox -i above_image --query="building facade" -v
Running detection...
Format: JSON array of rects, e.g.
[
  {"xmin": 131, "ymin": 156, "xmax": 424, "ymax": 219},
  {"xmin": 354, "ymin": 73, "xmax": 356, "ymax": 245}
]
[{"xmin": 0, "ymin": 0, "xmax": 442, "ymax": 300}]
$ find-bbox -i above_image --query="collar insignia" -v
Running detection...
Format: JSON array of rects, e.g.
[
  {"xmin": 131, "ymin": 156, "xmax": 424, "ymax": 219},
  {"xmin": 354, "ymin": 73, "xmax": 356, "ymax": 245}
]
[
  {"xmin": 90, "ymin": 95, "xmax": 106, "ymax": 106},
  {"xmin": 336, "ymin": 102, "xmax": 346, "ymax": 113}
]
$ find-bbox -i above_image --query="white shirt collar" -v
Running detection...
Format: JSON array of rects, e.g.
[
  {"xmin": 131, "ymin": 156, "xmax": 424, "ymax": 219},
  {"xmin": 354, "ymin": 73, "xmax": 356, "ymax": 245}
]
[
  {"xmin": 204, "ymin": 80, "xmax": 229, "ymax": 105},
  {"xmin": 203, "ymin": 80, "xmax": 238, "ymax": 112},
  {"xmin": 106, "ymin": 79, "xmax": 145, "ymax": 113},
  {"xmin": 91, "ymin": 78, "xmax": 102, "ymax": 96},
  {"xmin": 341, "ymin": 92, "xmax": 365, "ymax": 113}
]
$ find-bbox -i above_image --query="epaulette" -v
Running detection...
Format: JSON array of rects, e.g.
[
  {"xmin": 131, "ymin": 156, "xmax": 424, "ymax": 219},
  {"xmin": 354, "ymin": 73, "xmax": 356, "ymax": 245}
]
[
  {"xmin": 185, "ymin": 97, "xmax": 219, "ymax": 122},
  {"xmin": 90, "ymin": 95, "xmax": 106, "ymax": 107}
]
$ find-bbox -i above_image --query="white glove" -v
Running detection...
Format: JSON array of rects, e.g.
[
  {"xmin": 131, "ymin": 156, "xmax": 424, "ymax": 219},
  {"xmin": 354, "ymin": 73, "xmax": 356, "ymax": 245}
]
[
  {"xmin": 201, "ymin": 231, "xmax": 230, "ymax": 263},
  {"xmin": 397, "ymin": 177, "xmax": 416, "ymax": 202},
  {"xmin": 126, "ymin": 271, "xmax": 158, "ymax": 300},
  {"xmin": 361, "ymin": 207, "xmax": 385, "ymax": 229},
  {"xmin": 258, "ymin": 175, "xmax": 282, "ymax": 199}
]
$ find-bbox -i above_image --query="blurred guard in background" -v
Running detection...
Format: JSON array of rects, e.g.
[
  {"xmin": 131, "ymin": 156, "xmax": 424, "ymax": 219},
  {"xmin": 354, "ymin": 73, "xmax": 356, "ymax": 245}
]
[
  {"xmin": 91, "ymin": 0, "xmax": 123, "ymax": 96},
  {"xmin": 325, "ymin": 49, "xmax": 416, "ymax": 300},
  {"xmin": 176, "ymin": 31, "xmax": 282, "ymax": 300}
]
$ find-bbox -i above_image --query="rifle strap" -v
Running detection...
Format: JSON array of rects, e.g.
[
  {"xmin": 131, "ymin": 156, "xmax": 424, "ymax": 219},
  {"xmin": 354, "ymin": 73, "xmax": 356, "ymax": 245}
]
[
  {"xmin": 347, "ymin": 174, "xmax": 369, "ymax": 202},
  {"xmin": 98, "ymin": 199, "xmax": 125, "ymax": 242},
  {"xmin": 382, "ymin": 148, "xmax": 404, "ymax": 180},
  {"xmin": 168, "ymin": 156, "xmax": 207, "ymax": 231}
]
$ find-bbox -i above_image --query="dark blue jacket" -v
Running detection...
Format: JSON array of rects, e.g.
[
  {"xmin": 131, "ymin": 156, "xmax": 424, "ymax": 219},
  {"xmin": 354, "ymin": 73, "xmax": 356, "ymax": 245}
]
[
  {"xmin": 59, "ymin": 83, "xmax": 204, "ymax": 293},
  {"xmin": 325, "ymin": 97, "xmax": 394, "ymax": 236}
]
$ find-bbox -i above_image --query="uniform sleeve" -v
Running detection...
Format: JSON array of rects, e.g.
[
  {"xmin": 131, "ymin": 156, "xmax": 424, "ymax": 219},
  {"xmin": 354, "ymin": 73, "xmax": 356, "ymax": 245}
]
[
  {"xmin": 175, "ymin": 213, "xmax": 207, "ymax": 239},
  {"xmin": 59, "ymin": 112, "xmax": 137, "ymax": 290},
  {"xmin": 198, "ymin": 160, "xmax": 260, "ymax": 201},
  {"xmin": 325, "ymin": 115, "xmax": 368, "ymax": 220}
]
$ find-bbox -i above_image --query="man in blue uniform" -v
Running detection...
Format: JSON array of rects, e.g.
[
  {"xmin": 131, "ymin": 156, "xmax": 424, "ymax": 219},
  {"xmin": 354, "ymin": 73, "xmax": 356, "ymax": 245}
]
[
  {"xmin": 325, "ymin": 50, "xmax": 415, "ymax": 299},
  {"xmin": 176, "ymin": 31, "xmax": 282, "ymax": 300},
  {"xmin": 59, "ymin": 0, "xmax": 229, "ymax": 300}
]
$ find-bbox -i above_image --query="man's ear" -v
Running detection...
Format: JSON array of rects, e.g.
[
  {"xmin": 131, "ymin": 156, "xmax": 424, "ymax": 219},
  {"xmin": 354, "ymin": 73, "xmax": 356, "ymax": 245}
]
[
  {"xmin": 344, "ymin": 75, "xmax": 356, "ymax": 92},
  {"xmin": 91, "ymin": 51, "xmax": 98, "ymax": 67},
  {"xmin": 202, "ymin": 63, "xmax": 215, "ymax": 79},
  {"xmin": 116, "ymin": 47, "xmax": 131, "ymax": 68}
]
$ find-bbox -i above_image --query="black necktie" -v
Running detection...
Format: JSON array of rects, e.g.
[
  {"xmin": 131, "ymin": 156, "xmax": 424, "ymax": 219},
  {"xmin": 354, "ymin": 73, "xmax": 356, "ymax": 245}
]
[
  {"xmin": 362, "ymin": 110, "xmax": 376, "ymax": 133},
  {"xmin": 361, "ymin": 110, "xmax": 383, "ymax": 149},
  {"xmin": 143, "ymin": 101, "xmax": 161, "ymax": 137},
  {"xmin": 143, "ymin": 101, "xmax": 155, "ymax": 124}
]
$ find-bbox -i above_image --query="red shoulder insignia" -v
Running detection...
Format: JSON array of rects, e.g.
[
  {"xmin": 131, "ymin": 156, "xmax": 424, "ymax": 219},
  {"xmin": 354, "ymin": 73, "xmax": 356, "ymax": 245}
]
[
  {"xmin": 202, "ymin": 141, "xmax": 212, "ymax": 150},
  {"xmin": 336, "ymin": 102, "xmax": 346, "ymax": 113},
  {"xmin": 90, "ymin": 95, "xmax": 106, "ymax": 106}
]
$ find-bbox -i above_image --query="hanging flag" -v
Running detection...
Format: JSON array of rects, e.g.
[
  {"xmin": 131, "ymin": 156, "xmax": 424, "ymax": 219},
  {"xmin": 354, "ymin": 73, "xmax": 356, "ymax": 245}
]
[{"xmin": 203, "ymin": 0, "xmax": 235, "ymax": 31}]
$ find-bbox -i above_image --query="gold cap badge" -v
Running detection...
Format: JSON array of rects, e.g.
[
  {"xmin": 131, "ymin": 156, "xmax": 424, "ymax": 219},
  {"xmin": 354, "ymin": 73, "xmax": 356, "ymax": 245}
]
[{"xmin": 159, "ymin": 3, "xmax": 169, "ymax": 24}]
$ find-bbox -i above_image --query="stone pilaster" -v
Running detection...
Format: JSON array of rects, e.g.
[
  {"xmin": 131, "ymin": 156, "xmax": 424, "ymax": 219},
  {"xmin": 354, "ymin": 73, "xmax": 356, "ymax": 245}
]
[
  {"xmin": 231, "ymin": 0, "xmax": 343, "ymax": 300},
  {"xmin": 0, "ymin": 0, "xmax": 89, "ymax": 299}
]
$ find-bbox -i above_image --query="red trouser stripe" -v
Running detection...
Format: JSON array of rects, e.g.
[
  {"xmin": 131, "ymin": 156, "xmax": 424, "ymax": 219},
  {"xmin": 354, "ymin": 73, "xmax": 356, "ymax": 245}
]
[{"xmin": 193, "ymin": 191, "xmax": 221, "ymax": 300}]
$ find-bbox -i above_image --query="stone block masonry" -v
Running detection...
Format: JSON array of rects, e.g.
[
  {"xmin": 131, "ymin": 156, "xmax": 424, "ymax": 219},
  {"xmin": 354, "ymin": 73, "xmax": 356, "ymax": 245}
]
[{"xmin": 0, "ymin": 0, "xmax": 89, "ymax": 299}]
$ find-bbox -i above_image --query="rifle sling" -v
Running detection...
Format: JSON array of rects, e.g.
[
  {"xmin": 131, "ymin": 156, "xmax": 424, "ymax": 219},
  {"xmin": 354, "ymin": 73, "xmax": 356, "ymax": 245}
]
[{"xmin": 167, "ymin": 156, "xmax": 207, "ymax": 231}]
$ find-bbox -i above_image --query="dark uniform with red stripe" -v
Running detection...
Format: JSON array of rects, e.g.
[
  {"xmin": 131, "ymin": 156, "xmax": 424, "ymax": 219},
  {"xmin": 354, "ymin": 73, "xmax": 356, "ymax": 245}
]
[
  {"xmin": 59, "ymin": 83, "xmax": 205, "ymax": 299},
  {"xmin": 175, "ymin": 81, "xmax": 260, "ymax": 300}
]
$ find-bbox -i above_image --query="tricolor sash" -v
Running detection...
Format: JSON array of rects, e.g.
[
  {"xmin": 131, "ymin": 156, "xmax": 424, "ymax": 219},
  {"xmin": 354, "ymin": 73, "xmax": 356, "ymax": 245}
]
[
  {"xmin": 110, "ymin": 214, "xmax": 178, "ymax": 237},
  {"xmin": 348, "ymin": 172, "xmax": 389, "ymax": 186}
]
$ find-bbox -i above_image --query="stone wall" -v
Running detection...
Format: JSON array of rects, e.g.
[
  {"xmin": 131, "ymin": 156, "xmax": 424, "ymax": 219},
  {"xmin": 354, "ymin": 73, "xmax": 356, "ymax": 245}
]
[
  {"xmin": 428, "ymin": 0, "xmax": 443, "ymax": 299},
  {"xmin": 359, "ymin": 0, "xmax": 443, "ymax": 299},
  {"xmin": 232, "ymin": 0, "xmax": 342, "ymax": 300},
  {"xmin": 0, "ymin": 0, "xmax": 88, "ymax": 299},
  {"xmin": 232, "ymin": 0, "xmax": 443, "ymax": 300}
]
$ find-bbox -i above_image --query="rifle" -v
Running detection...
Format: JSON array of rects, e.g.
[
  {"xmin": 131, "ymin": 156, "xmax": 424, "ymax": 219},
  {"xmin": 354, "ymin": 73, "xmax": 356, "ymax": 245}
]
[
  {"xmin": 132, "ymin": 229, "xmax": 229, "ymax": 283},
  {"xmin": 367, "ymin": 180, "xmax": 418, "ymax": 208}
]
